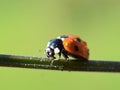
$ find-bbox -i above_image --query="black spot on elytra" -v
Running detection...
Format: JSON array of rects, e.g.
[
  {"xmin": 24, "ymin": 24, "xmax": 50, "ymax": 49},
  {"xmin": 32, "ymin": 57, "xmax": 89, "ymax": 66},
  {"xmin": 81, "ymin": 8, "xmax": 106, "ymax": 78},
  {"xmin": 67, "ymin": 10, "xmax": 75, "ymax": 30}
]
[{"xmin": 74, "ymin": 45, "xmax": 79, "ymax": 51}]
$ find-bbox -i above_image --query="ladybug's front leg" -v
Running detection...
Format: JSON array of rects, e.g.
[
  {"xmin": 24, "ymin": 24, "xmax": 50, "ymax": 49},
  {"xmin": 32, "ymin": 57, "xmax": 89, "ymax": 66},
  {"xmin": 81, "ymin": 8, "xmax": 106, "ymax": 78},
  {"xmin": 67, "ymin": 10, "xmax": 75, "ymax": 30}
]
[
  {"xmin": 50, "ymin": 53, "xmax": 61, "ymax": 66},
  {"xmin": 53, "ymin": 52, "xmax": 61, "ymax": 60}
]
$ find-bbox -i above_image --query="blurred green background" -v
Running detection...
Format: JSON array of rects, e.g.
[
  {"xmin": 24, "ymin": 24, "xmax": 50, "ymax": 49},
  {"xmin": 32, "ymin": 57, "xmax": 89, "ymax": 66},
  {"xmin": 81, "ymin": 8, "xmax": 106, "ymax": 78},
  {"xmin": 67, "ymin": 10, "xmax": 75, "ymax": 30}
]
[{"xmin": 0, "ymin": 0, "xmax": 120, "ymax": 90}]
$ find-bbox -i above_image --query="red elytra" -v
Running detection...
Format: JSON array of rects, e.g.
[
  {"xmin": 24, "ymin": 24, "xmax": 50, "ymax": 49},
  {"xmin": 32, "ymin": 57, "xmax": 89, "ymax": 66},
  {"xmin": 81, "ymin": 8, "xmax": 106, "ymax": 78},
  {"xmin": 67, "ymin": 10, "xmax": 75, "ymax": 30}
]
[{"xmin": 62, "ymin": 35, "xmax": 89, "ymax": 60}]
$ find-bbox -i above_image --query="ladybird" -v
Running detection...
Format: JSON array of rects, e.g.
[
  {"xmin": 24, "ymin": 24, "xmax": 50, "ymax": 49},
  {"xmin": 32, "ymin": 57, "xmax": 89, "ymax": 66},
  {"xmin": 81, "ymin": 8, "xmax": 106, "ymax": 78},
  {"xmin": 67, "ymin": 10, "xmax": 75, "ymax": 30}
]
[{"xmin": 45, "ymin": 35, "xmax": 89, "ymax": 61}]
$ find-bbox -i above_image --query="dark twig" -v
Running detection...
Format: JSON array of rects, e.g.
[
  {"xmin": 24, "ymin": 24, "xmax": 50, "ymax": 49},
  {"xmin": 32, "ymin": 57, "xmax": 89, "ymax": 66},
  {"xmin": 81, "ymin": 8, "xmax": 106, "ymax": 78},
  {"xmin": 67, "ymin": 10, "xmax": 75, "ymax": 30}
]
[{"xmin": 0, "ymin": 54, "xmax": 120, "ymax": 72}]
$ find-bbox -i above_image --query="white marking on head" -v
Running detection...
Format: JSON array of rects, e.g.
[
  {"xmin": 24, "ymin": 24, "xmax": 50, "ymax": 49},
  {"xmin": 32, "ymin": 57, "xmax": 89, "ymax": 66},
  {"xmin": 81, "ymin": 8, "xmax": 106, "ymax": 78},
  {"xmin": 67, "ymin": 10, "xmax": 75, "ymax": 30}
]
[
  {"xmin": 46, "ymin": 48, "xmax": 50, "ymax": 52},
  {"xmin": 54, "ymin": 48, "xmax": 60, "ymax": 54}
]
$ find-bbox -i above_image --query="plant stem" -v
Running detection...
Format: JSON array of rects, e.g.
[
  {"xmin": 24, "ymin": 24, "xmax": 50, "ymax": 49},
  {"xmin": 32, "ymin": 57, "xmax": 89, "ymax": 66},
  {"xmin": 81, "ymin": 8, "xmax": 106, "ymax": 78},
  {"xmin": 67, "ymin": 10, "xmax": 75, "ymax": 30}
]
[{"xmin": 0, "ymin": 54, "xmax": 120, "ymax": 72}]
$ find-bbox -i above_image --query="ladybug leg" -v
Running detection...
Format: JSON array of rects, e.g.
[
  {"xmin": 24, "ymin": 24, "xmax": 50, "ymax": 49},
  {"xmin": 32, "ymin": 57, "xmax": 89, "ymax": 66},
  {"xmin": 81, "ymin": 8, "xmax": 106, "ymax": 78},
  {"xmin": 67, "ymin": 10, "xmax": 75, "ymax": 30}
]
[
  {"xmin": 62, "ymin": 51, "xmax": 69, "ymax": 61},
  {"xmin": 47, "ymin": 56, "xmax": 56, "ymax": 60},
  {"xmin": 50, "ymin": 55, "xmax": 60, "ymax": 66},
  {"xmin": 53, "ymin": 52, "xmax": 61, "ymax": 60},
  {"xmin": 58, "ymin": 52, "xmax": 61, "ymax": 59},
  {"xmin": 50, "ymin": 53, "xmax": 61, "ymax": 66},
  {"xmin": 50, "ymin": 60, "xmax": 55, "ymax": 66}
]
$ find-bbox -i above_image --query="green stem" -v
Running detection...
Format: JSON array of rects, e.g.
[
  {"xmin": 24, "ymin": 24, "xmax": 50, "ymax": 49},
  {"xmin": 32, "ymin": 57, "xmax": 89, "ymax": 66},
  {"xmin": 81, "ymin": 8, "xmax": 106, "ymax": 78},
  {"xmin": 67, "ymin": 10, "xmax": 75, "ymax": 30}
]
[{"xmin": 0, "ymin": 54, "xmax": 120, "ymax": 72}]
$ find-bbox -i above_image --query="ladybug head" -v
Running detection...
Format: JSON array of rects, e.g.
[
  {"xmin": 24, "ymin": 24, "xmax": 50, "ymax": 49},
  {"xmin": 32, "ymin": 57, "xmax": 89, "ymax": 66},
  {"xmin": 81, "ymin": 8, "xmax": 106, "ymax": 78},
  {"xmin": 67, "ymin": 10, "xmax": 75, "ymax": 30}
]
[
  {"xmin": 45, "ymin": 39, "xmax": 63, "ymax": 59},
  {"xmin": 45, "ymin": 47, "xmax": 55, "ymax": 59}
]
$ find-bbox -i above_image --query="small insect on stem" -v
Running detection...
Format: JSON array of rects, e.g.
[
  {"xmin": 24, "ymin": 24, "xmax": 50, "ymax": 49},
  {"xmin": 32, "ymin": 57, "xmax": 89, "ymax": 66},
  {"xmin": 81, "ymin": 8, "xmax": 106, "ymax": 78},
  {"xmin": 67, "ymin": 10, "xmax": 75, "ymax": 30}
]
[{"xmin": 45, "ymin": 35, "xmax": 89, "ymax": 64}]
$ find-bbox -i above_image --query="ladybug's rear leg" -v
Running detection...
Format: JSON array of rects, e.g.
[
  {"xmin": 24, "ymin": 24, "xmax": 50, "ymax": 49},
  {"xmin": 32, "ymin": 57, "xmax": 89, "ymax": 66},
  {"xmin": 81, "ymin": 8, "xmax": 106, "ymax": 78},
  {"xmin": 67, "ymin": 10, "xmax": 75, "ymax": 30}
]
[
  {"xmin": 58, "ymin": 52, "xmax": 61, "ymax": 60},
  {"xmin": 62, "ymin": 51, "xmax": 69, "ymax": 61}
]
